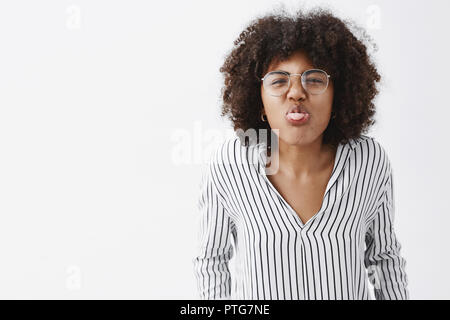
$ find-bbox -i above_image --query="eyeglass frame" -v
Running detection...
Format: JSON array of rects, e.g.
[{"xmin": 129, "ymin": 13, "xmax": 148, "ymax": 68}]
[{"xmin": 261, "ymin": 69, "xmax": 331, "ymax": 97}]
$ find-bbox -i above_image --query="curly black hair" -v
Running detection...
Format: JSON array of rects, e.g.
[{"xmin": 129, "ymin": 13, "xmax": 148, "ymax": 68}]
[{"xmin": 219, "ymin": 6, "xmax": 381, "ymax": 150}]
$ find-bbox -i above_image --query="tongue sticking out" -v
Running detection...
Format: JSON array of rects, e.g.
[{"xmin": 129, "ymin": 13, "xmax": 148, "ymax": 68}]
[{"xmin": 287, "ymin": 112, "xmax": 306, "ymax": 120}]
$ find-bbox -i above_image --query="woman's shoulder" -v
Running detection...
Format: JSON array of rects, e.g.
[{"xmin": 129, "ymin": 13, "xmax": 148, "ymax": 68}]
[
  {"xmin": 204, "ymin": 133, "xmax": 262, "ymax": 167},
  {"xmin": 350, "ymin": 134, "xmax": 388, "ymax": 154},
  {"xmin": 349, "ymin": 134, "xmax": 392, "ymax": 172}
]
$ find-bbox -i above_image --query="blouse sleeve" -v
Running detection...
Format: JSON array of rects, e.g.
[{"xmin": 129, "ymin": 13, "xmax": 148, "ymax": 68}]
[
  {"xmin": 192, "ymin": 161, "xmax": 235, "ymax": 300},
  {"xmin": 364, "ymin": 161, "xmax": 410, "ymax": 299}
]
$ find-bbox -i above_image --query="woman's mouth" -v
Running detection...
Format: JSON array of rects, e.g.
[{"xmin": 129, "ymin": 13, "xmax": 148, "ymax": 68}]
[{"xmin": 285, "ymin": 111, "xmax": 310, "ymax": 125}]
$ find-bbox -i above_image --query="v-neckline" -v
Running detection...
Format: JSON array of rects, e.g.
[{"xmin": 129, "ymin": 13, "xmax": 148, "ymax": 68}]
[{"xmin": 256, "ymin": 142, "xmax": 347, "ymax": 229}]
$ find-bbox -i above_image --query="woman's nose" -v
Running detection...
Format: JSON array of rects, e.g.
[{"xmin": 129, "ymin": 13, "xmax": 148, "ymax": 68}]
[{"xmin": 286, "ymin": 75, "xmax": 307, "ymax": 99}]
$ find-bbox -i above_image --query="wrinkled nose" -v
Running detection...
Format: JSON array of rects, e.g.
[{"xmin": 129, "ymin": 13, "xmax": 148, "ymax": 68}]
[{"xmin": 286, "ymin": 75, "xmax": 307, "ymax": 100}]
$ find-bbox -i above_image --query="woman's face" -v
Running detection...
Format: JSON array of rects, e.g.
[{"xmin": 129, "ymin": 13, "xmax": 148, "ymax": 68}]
[{"xmin": 260, "ymin": 49, "xmax": 334, "ymax": 147}]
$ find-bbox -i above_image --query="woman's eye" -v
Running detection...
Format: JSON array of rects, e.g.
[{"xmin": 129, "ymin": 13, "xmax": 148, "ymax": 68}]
[{"xmin": 272, "ymin": 80, "xmax": 287, "ymax": 85}]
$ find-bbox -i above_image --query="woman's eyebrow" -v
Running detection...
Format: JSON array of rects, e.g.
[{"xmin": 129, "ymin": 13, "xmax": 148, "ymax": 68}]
[{"xmin": 270, "ymin": 69, "xmax": 311, "ymax": 74}]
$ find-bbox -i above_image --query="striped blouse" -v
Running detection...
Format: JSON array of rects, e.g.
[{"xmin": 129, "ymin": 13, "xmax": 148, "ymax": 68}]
[{"xmin": 192, "ymin": 134, "xmax": 409, "ymax": 300}]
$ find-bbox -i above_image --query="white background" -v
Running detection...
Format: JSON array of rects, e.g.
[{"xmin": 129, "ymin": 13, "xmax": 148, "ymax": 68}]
[{"xmin": 0, "ymin": 0, "xmax": 449, "ymax": 299}]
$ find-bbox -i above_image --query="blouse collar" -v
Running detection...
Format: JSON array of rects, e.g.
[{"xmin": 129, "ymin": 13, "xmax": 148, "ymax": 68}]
[{"xmin": 249, "ymin": 136, "xmax": 359, "ymax": 176}]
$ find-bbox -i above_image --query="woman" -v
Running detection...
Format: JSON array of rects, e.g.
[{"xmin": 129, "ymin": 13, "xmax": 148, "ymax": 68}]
[{"xmin": 192, "ymin": 7, "xmax": 409, "ymax": 300}]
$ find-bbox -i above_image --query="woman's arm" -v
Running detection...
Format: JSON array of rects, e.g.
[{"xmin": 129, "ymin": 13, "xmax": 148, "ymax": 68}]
[
  {"xmin": 364, "ymin": 161, "xmax": 410, "ymax": 299},
  {"xmin": 192, "ymin": 162, "xmax": 235, "ymax": 300}
]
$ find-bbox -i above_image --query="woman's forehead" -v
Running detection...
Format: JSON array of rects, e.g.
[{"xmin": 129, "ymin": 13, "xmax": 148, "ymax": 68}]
[{"xmin": 267, "ymin": 52, "xmax": 314, "ymax": 72}]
